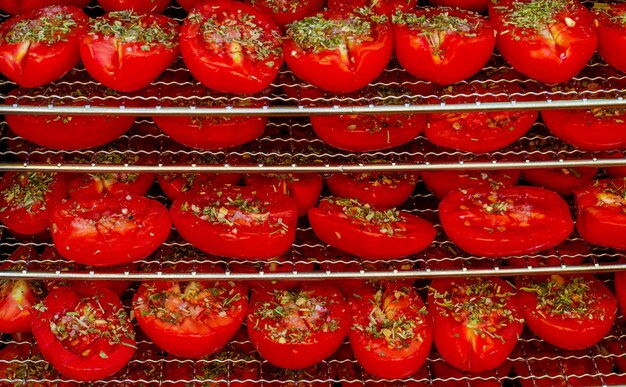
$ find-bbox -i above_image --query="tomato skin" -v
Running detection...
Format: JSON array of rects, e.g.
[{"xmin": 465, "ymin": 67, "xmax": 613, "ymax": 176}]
[
  {"xmin": 349, "ymin": 283, "xmax": 432, "ymax": 379},
  {"xmin": 489, "ymin": 0, "xmax": 597, "ymax": 84},
  {"xmin": 421, "ymin": 169, "xmax": 520, "ymax": 200},
  {"xmin": 247, "ymin": 283, "xmax": 350, "ymax": 369},
  {"xmin": 439, "ymin": 186, "xmax": 574, "ymax": 257},
  {"xmin": 593, "ymin": 3, "xmax": 626, "ymax": 74},
  {"xmin": 428, "ymin": 277, "xmax": 523, "ymax": 373},
  {"xmin": 243, "ymin": 0, "xmax": 325, "ymax": 28},
  {"xmin": 428, "ymin": 0, "xmax": 488, "ymax": 12},
  {"xmin": 574, "ymin": 178, "xmax": 626, "ymax": 250},
  {"xmin": 0, "ymin": 0, "xmax": 89, "ymax": 14},
  {"xmin": 393, "ymin": 8, "xmax": 495, "ymax": 85},
  {"xmin": 244, "ymin": 174, "xmax": 322, "ymax": 217},
  {"xmin": 0, "ymin": 172, "xmax": 68, "ymax": 236},
  {"xmin": 49, "ymin": 194, "xmax": 172, "ymax": 267},
  {"xmin": 171, "ymin": 185, "xmax": 298, "ymax": 260},
  {"xmin": 67, "ymin": 172, "xmax": 155, "ymax": 200},
  {"xmin": 181, "ymin": 0, "xmax": 283, "ymax": 95},
  {"xmin": 327, "ymin": 172, "xmax": 418, "ymax": 209},
  {"xmin": 159, "ymin": 173, "xmax": 241, "ymax": 201},
  {"xmin": 542, "ymin": 109, "xmax": 626, "ymax": 151},
  {"xmin": 32, "ymin": 287, "xmax": 135, "ymax": 381},
  {"xmin": 80, "ymin": 12, "xmax": 180, "ymax": 92},
  {"xmin": 517, "ymin": 274, "xmax": 617, "ymax": 350},
  {"xmin": 615, "ymin": 270, "xmax": 626, "ymax": 320},
  {"xmin": 309, "ymin": 197, "xmax": 436, "ymax": 260},
  {"xmin": 97, "ymin": 0, "xmax": 170, "ymax": 13},
  {"xmin": 284, "ymin": 10, "xmax": 393, "ymax": 94},
  {"xmin": 521, "ymin": 167, "xmax": 598, "ymax": 196}
]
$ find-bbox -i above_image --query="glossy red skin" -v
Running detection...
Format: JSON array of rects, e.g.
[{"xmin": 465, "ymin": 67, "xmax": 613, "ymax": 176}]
[
  {"xmin": 97, "ymin": 0, "xmax": 170, "ymax": 13},
  {"xmin": 431, "ymin": 357, "xmax": 512, "ymax": 387},
  {"xmin": 421, "ymin": 169, "xmax": 520, "ymax": 200},
  {"xmin": 158, "ymin": 173, "xmax": 241, "ymax": 201},
  {"xmin": 49, "ymin": 194, "xmax": 172, "ymax": 267},
  {"xmin": 327, "ymin": 172, "xmax": 418, "ymax": 209},
  {"xmin": 0, "ymin": 247, "xmax": 45, "ymax": 334},
  {"xmin": 248, "ymin": 283, "xmax": 349, "ymax": 369},
  {"xmin": 32, "ymin": 287, "xmax": 135, "ymax": 381},
  {"xmin": 0, "ymin": 6, "xmax": 87, "ymax": 88},
  {"xmin": 439, "ymin": 186, "xmax": 574, "ymax": 257},
  {"xmin": 329, "ymin": 0, "xmax": 416, "ymax": 15},
  {"xmin": 394, "ymin": 8, "xmax": 495, "ymax": 85},
  {"xmin": 67, "ymin": 172, "xmax": 155, "ymax": 200},
  {"xmin": 489, "ymin": 0, "xmax": 597, "ymax": 84},
  {"xmin": 0, "ymin": 172, "xmax": 68, "ymax": 236},
  {"xmin": 309, "ymin": 197, "xmax": 436, "ymax": 260},
  {"xmin": 522, "ymin": 167, "xmax": 598, "ymax": 195},
  {"xmin": 80, "ymin": 13, "xmax": 180, "ymax": 92},
  {"xmin": 603, "ymin": 152, "xmax": 626, "ymax": 178},
  {"xmin": 243, "ymin": 0, "xmax": 325, "ymax": 27},
  {"xmin": 171, "ymin": 186, "xmax": 298, "ymax": 260},
  {"xmin": 180, "ymin": 0, "xmax": 283, "ymax": 94},
  {"xmin": 0, "ymin": 0, "xmax": 89, "ymax": 14},
  {"xmin": 284, "ymin": 10, "xmax": 393, "ymax": 94},
  {"xmin": 517, "ymin": 274, "xmax": 617, "ymax": 350},
  {"xmin": 542, "ymin": 109, "xmax": 626, "ymax": 151},
  {"xmin": 134, "ymin": 280, "xmax": 248, "ymax": 358},
  {"xmin": 428, "ymin": 0, "xmax": 489, "ymax": 12},
  {"xmin": 574, "ymin": 178, "xmax": 626, "ymax": 250},
  {"xmin": 593, "ymin": 4, "xmax": 626, "ymax": 73},
  {"xmin": 505, "ymin": 239, "xmax": 588, "ymax": 268},
  {"xmin": 429, "ymin": 277, "xmax": 523, "ymax": 372},
  {"xmin": 244, "ymin": 174, "xmax": 323, "ymax": 217},
  {"xmin": 349, "ymin": 283, "xmax": 432, "ymax": 379},
  {"xmin": 0, "ymin": 342, "xmax": 75, "ymax": 386}
]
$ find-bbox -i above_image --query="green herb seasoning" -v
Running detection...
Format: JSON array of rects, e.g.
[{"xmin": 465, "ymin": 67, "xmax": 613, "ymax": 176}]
[
  {"xmin": 520, "ymin": 276, "xmax": 594, "ymax": 318},
  {"xmin": 286, "ymin": 13, "xmax": 376, "ymax": 53},
  {"xmin": 197, "ymin": 349, "xmax": 257, "ymax": 382},
  {"xmin": 249, "ymin": 0, "xmax": 300, "ymax": 14},
  {"xmin": 329, "ymin": 197, "xmax": 404, "ymax": 236},
  {"xmin": 392, "ymin": 10, "xmax": 477, "ymax": 36},
  {"xmin": 5, "ymin": 349, "xmax": 56, "ymax": 384},
  {"xmin": 90, "ymin": 11, "xmax": 178, "ymax": 49},
  {"xmin": 593, "ymin": 3, "xmax": 626, "ymax": 26},
  {"xmin": 4, "ymin": 13, "xmax": 78, "ymax": 45},
  {"xmin": 500, "ymin": 0, "xmax": 569, "ymax": 31},
  {"xmin": 1, "ymin": 172, "xmax": 55, "ymax": 213}
]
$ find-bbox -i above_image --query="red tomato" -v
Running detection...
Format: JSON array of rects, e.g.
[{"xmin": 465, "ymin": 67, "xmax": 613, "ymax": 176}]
[
  {"xmin": 153, "ymin": 84, "xmax": 269, "ymax": 150},
  {"xmin": 230, "ymin": 253, "xmax": 316, "ymax": 292},
  {"xmin": 80, "ymin": 11, "xmax": 180, "ymax": 92},
  {"xmin": 593, "ymin": 3, "xmax": 626, "ymax": 74},
  {"xmin": 171, "ymin": 185, "xmax": 298, "ymax": 260},
  {"xmin": 542, "ymin": 108, "xmax": 626, "ymax": 151},
  {"xmin": 327, "ymin": 171, "xmax": 418, "ymax": 209},
  {"xmin": 603, "ymin": 152, "xmax": 626, "ymax": 178},
  {"xmin": 615, "ymin": 270, "xmax": 626, "ymax": 319},
  {"xmin": 428, "ymin": 0, "xmax": 489, "ymax": 12},
  {"xmin": 0, "ymin": 172, "xmax": 68, "ymax": 237},
  {"xmin": 505, "ymin": 239, "xmax": 588, "ymax": 268},
  {"xmin": 284, "ymin": 9, "xmax": 393, "ymax": 93},
  {"xmin": 489, "ymin": 0, "xmax": 597, "ymax": 84},
  {"xmin": 244, "ymin": 173, "xmax": 322, "ymax": 217},
  {"xmin": 0, "ymin": 341, "xmax": 74, "ymax": 386},
  {"xmin": 517, "ymin": 274, "xmax": 617, "ymax": 350},
  {"xmin": 393, "ymin": 8, "xmax": 495, "ymax": 85},
  {"xmin": 32, "ymin": 287, "xmax": 135, "ymax": 381},
  {"xmin": 428, "ymin": 277, "xmax": 523, "ymax": 372},
  {"xmin": 329, "ymin": 0, "xmax": 417, "ymax": 16},
  {"xmin": 522, "ymin": 167, "xmax": 598, "ymax": 195},
  {"xmin": 439, "ymin": 186, "xmax": 574, "ymax": 257},
  {"xmin": 247, "ymin": 283, "xmax": 350, "ymax": 369},
  {"xmin": 243, "ymin": 0, "xmax": 325, "ymax": 28},
  {"xmin": 0, "ymin": 0, "xmax": 89, "ymax": 14},
  {"xmin": 0, "ymin": 6, "xmax": 87, "ymax": 88},
  {"xmin": 5, "ymin": 83, "xmax": 137, "ymax": 151},
  {"xmin": 309, "ymin": 197, "xmax": 436, "ymax": 260},
  {"xmin": 349, "ymin": 283, "xmax": 432, "ymax": 379},
  {"xmin": 49, "ymin": 194, "xmax": 172, "ymax": 267},
  {"xmin": 430, "ymin": 355, "xmax": 513, "ymax": 387},
  {"xmin": 421, "ymin": 169, "xmax": 520, "ymax": 200},
  {"xmin": 0, "ymin": 247, "xmax": 46, "ymax": 334},
  {"xmin": 574, "ymin": 178, "xmax": 626, "ymax": 250},
  {"xmin": 180, "ymin": 0, "xmax": 283, "ymax": 95},
  {"xmin": 134, "ymin": 279, "xmax": 248, "ymax": 358},
  {"xmin": 97, "ymin": 0, "xmax": 170, "ymax": 13}
]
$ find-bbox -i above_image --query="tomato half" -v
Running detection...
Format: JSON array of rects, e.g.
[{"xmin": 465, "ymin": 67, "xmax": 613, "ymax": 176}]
[
  {"xmin": 171, "ymin": 185, "xmax": 298, "ymax": 260},
  {"xmin": 309, "ymin": 197, "xmax": 436, "ymax": 260},
  {"xmin": 0, "ymin": 172, "xmax": 68, "ymax": 237},
  {"xmin": 329, "ymin": 0, "xmax": 417, "ymax": 16},
  {"xmin": 489, "ymin": 0, "xmax": 597, "ymax": 84},
  {"xmin": 522, "ymin": 167, "xmax": 598, "ymax": 196},
  {"xmin": 593, "ymin": 3, "xmax": 626, "ymax": 74},
  {"xmin": 247, "ymin": 283, "xmax": 350, "ymax": 369},
  {"xmin": 393, "ymin": 8, "xmax": 495, "ymax": 85},
  {"xmin": 429, "ymin": 277, "xmax": 523, "ymax": 373},
  {"xmin": 574, "ymin": 178, "xmax": 626, "ymax": 250},
  {"xmin": 615, "ymin": 270, "xmax": 626, "ymax": 319},
  {"xmin": 0, "ymin": 341, "xmax": 73, "ymax": 386},
  {"xmin": 0, "ymin": 5, "xmax": 87, "ymax": 88},
  {"xmin": 439, "ymin": 186, "xmax": 573, "ymax": 257},
  {"xmin": 428, "ymin": 0, "xmax": 489, "ymax": 12},
  {"xmin": 284, "ymin": 9, "xmax": 392, "ymax": 93},
  {"xmin": 244, "ymin": 173, "xmax": 323, "ymax": 217},
  {"xmin": 421, "ymin": 169, "xmax": 520, "ymax": 200},
  {"xmin": 327, "ymin": 171, "xmax": 418, "ymax": 209},
  {"xmin": 49, "ymin": 194, "xmax": 172, "ymax": 267},
  {"xmin": 80, "ymin": 11, "xmax": 179, "ymax": 92},
  {"xmin": 134, "ymin": 279, "xmax": 248, "ymax": 358},
  {"xmin": 505, "ymin": 239, "xmax": 588, "ymax": 268},
  {"xmin": 243, "ymin": 0, "xmax": 325, "ymax": 28},
  {"xmin": 517, "ymin": 274, "xmax": 617, "ymax": 350},
  {"xmin": 349, "ymin": 283, "xmax": 432, "ymax": 379},
  {"xmin": 97, "ymin": 0, "xmax": 170, "ymax": 13},
  {"xmin": 181, "ymin": 0, "xmax": 283, "ymax": 95}
]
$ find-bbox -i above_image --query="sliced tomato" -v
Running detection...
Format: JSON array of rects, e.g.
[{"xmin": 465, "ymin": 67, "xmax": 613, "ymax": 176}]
[
  {"xmin": 0, "ymin": 172, "xmax": 68, "ymax": 237},
  {"xmin": 243, "ymin": 0, "xmax": 325, "ymax": 28},
  {"xmin": 327, "ymin": 171, "xmax": 418, "ymax": 209},
  {"xmin": 309, "ymin": 197, "xmax": 436, "ymax": 260},
  {"xmin": 593, "ymin": 3, "xmax": 626, "ymax": 74},
  {"xmin": 49, "ymin": 194, "xmax": 172, "ymax": 267},
  {"xmin": 489, "ymin": 0, "xmax": 597, "ymax": 84},
  {"xmin": 505, "ymin": 239, "xmax": 588, "ymax": 268},
  {"xmin": 284, "ymin": 8, "xmax": 392, "ymax": 93},
  {"xmin": 0, "ymin": 5, "xmax": 87, "ymax": 88},
  {"xmin": 429, "ymin": 277, "xmax": 523, "ymax": 372},
  {"xmin": 439, "ymin": 186, "xmax": 574, "ymax": 257},
  {"xmin": 329, "ymin": 0, "xmax": 417, "ymax": 16},
  {"xmin": 97, "ymin": 0, "xmax": 170, "ymax": 13},
  {"xmin": 180, "ymin": 0, "xmax": 283, "ymax": 95},
  {"xmin": 247, "ymin": 283, "xmax": 350, "ymax": 369},
  {"xmin": 349, "ymin": 283, "xmax": 432, "ymax": 379},
  {"xmin": 615, "ymin": 270, "xmax": 626, "ymax": 320},
  {"xmin": 0, "ymin": 0, "xmax": 89, "ymax": 14},
  {"xmin": 31, "ymin": 287, "xmax": 136, "ymax": 381},
  {"xmin": 427, "ymin": 0, "xmax": 489, "ymax": 12},
  {"xmin": 522, "ymin": 167, "xmax": 598, "ymax": 196},
  {"xmin": 244, "ymin": 173, "xmax": 322, "ymax": 217},
  {"xmin": 421, "ymin": 169, "xmax": 520, "ymax": 200},
  {"xmin": 517, "ymin": 274, "xmax": 617, "ymax": 350},
  {"xmin": 80, "ymin": 11, "xmax": 179, "ymax": 92},
  {"xmin": 393, "ymin": 8, "xmax": 495, "ymax": 85},
  {"xmin": 0, "ymin": 341, "xmax": 73, "ymax": 386}
]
